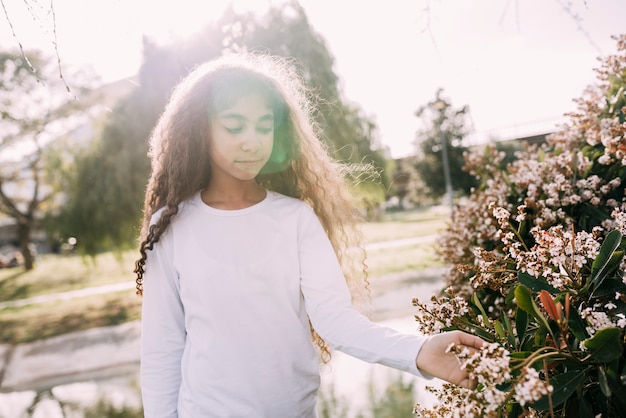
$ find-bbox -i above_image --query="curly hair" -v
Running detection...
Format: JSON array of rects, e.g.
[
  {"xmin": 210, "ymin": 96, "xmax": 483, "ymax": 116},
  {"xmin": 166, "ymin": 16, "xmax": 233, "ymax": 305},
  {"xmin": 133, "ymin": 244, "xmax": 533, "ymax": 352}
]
[{"xmin": 134, "ymin": 52, "xmax": 370, "ymax": 361}]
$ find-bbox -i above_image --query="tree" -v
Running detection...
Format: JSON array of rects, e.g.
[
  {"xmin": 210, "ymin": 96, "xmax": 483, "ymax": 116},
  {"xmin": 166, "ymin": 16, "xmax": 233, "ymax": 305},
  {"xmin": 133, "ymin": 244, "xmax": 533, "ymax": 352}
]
[
  {"xmin": 55, "ymin": 1, "xmax": 388, "ymax": 254},
  {"xmin": 0, "ymin": 50, "xmax": 93, "ymax": 269},
  {"xmin": 389, "ymin": 155, "xmax": 432, "ymax": 209},
  {"xmin": 413, "ymin": 88, "xmax": 477, "ymax": 202}
]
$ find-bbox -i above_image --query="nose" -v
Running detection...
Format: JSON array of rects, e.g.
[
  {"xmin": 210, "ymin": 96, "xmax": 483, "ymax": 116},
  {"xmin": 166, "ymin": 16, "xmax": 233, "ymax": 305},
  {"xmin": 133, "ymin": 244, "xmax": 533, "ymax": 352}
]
[{"xmin": 241, "ymin": 132, "xmax": 261, "ymax": 153}]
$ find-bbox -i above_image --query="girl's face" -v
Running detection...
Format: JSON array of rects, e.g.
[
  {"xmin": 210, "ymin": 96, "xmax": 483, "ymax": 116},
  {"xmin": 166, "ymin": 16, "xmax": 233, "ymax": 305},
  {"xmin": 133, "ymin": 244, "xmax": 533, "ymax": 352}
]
[{"xmin": 208, "ymin": 93, "xmax": 275, "ymax": 182}]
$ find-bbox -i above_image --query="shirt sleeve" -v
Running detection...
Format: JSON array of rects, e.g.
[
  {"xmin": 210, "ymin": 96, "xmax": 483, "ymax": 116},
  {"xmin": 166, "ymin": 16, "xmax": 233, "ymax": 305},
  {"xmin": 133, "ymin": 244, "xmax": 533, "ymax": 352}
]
[
  {"xmin": 298, "ymin": 208, "xmax": 431, "ymax": 378},
  {"xmin": 140, "ymin": 220, "xmax": 186, "ymax": 417}
]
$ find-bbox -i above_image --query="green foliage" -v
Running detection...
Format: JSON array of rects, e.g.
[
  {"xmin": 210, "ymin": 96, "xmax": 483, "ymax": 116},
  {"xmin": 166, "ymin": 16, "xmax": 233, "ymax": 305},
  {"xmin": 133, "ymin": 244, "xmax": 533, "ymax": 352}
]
[
  {"xmin": 318, "ymin": 374, "xmax": 418, "ymax": 418},
  {"xmin": 413, "ymin": 88, "xmax": 477, "ymax": 200},
  {"xmin": 55, "ymin": 1, "xmax": 388, "ymax": 254},
  {"xmin": 416, "ymin": 35, "xmax": 626, "ymax": 416},
  {"xmin": 362, "ymin": 373, "xmax": 417, "ymax": 418},
  {"xmin": 317, "ymin": 383, "xmax": 351, "ymax": 418},
  {"xmin": 83, "ymin": 399, "xmax": 144, "ymax": 418},
  {"xmin": 0, "ymin": 50, "xmax": 95, "ymax": 268},
  {"xmin": 46, "ymin": 97, "xmax": 152, "ymax": 254}
]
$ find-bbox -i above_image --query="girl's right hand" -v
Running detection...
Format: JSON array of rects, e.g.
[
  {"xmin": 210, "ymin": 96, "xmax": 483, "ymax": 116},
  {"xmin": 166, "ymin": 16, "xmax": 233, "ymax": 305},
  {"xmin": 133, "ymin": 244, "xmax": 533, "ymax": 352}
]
[{"xmin": 415, "ymin": 330, "xmax": 486, "ymax": 389}]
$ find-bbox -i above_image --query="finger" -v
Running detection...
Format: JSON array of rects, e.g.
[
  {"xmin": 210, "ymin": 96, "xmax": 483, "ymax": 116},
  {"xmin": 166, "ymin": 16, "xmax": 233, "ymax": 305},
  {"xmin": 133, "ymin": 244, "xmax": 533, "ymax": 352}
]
[
  {"xmin": 464, "ymin": 376, "xmax": 478, "ymax": 390},
  {"xmin": 457, "ymin": 372, "xmax": 478, "ymax": 390},
  {"xmin": 457, "ymin": 332, "xmax": 486, "ymax": 350}
]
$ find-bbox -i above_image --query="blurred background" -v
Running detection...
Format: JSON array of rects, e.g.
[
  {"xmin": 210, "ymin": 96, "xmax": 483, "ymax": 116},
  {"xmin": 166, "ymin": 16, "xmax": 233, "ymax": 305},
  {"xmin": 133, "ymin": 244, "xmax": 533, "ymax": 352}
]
[{"xmin": 0, "ymin": 0, "xmax": 625, "ymax": 417}]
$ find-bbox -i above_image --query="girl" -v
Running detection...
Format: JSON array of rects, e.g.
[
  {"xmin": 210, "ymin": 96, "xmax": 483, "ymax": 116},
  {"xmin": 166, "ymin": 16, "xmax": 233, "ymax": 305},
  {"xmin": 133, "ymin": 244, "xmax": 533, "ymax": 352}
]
[{"xmin": 135, "ymin": 52, "xmax": 484, "ymax": 417}]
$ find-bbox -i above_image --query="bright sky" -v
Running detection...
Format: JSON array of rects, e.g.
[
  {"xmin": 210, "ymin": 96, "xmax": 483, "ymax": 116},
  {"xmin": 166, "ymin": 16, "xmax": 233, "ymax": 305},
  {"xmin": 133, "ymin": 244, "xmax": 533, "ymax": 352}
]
[{"xmin": 1, "ymin": 0, "xmax": 625, "ymax": 157}]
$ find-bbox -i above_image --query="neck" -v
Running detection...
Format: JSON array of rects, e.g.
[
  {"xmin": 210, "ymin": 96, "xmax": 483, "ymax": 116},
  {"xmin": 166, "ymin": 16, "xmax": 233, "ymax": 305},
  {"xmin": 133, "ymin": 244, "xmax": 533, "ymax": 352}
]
[{"xmin": 201, "ymin": 181, "xmax": 266, "ymax": 210}]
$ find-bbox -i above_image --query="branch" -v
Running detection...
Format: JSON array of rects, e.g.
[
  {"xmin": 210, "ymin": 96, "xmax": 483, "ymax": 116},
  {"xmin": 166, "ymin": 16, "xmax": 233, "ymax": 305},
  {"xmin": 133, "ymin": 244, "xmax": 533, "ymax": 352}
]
[
  {"xmin": 1, "ymin": 0, "xmax": 75, "ymax": 96},
  {"xmin": 0, "ymin": 179, "xmax": 26, "ymax": 221},
  {"xmin": 0, "ymin": 0, "xmax": 37, "ymax": 74},
  {"xmin": 553, "ymin": 0, "xmax": 602, "ymax": 54}
]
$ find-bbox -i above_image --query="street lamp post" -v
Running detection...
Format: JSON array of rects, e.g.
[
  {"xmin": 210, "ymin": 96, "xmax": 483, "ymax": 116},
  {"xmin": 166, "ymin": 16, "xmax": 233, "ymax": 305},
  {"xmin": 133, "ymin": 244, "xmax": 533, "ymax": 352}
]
[{"xmin": 440, "ymin": 131, "xmax": 454, "ymax": 214}]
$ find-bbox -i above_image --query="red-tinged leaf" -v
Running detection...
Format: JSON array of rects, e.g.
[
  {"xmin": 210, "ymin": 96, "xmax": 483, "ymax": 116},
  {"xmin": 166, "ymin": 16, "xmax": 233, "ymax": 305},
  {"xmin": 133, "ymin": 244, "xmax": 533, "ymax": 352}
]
[{"xmin": 540, "ymin": 290, "xmax": 559, "ymax": 320}]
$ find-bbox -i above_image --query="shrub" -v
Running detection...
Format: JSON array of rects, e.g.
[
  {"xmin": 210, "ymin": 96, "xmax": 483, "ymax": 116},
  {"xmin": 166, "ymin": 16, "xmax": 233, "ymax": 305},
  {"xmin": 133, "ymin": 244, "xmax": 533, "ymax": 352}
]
[{"xmin": 412, "ymin": 34, "xmax": 626, "ymax": 417}]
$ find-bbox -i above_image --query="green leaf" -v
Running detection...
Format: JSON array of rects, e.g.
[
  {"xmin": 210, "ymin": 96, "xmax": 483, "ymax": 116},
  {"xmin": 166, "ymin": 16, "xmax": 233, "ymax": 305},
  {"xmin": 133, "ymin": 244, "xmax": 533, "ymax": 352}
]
[
  {"xmin": 509, "ymin": 351, "xmax": 533, "ymax": 360},
  {"xmin": 515, "ymin": 285, "xmax": 535, "ymax": 315},
  {"xmin": 518, "ymin": 271, "xmax": 559, "ymax": 294},
  {"xmin": 583, "ymin": 327, "xmax": 623, "ymax": 362},
  {"xmin": 568, "ymin": 397, "xmax": 595, "ymax": 418},
  {"xmin": 532, "ymin": 369, "xmax": 586, "ymax": 411},
  {"xmin": 588, "ymin": 230, "xmax": 623, "ymax": 293},
  {"xmin": 515, "ymin": 285, "xmax": 551, "ymax": 334},
  {"xmin": 501, "ymin": 309, "xmax": 516, "ymax": 348},
  {"xmin": 507, "ymin": 402, "xmax": 523, "ymax": 418},
  {"xmin": 599, "ymin": 366, "xmax": 612, "ymax": 397},
  {"xmin": 535, "ymin": 323, "xmax": 549, "ymax": 347},
  {"xmin": 608, "ymin": 371, "xmax": 626, "ymax": 414},
  {"xmin": 568, "ymin": 308, "xmax": 589, "ymax": 342},
  {"xmin": 494, "ymin": 320, "xmax": 506, "ymax": 340},
  {"xmin": 515, "ymin": 307, "xmax": 528, "ymax": 345},
  {"xmin": 472, "ymin": 292, "xmax": 492, "ymax": 328},
  {"xmin": 590, "ymin": 269, "xmax": 626, "ymax": 298},
  {"xmin": 609, "ymin": 86, "xmax": 624, "ymax": 113}
]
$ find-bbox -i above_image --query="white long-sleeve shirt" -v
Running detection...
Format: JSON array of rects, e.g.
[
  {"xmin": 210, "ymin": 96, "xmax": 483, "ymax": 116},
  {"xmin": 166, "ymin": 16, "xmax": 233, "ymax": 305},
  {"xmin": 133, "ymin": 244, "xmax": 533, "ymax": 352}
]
[{"xmin": 140, "ymin": 190, "xmax": 429, "ymax": 417}]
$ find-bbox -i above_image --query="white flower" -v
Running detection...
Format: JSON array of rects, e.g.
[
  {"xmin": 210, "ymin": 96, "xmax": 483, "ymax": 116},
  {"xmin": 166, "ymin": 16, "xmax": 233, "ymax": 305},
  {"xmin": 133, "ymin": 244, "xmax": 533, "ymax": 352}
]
[
  {"xmin": 513, "ymin": 367, "xmax": 553, "ymax": 407},
  {"xmin": 581, "ymin": 307, "xmax": 618, "ymax": 335}
]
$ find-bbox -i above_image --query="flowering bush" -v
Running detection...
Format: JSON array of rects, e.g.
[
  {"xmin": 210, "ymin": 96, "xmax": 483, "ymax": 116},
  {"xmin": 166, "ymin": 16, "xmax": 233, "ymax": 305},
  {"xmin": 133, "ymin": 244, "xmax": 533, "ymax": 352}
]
[{"xmin": 413, "ymin": 35, "xmax": 626, "ymax": 417}]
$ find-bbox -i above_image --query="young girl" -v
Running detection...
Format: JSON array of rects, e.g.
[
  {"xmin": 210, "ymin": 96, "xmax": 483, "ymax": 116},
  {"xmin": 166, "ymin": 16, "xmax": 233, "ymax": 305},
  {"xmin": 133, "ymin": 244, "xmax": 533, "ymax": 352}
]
[{"xmin": 135, "ymin": 52, "xmax": 484, "ymax": 417}]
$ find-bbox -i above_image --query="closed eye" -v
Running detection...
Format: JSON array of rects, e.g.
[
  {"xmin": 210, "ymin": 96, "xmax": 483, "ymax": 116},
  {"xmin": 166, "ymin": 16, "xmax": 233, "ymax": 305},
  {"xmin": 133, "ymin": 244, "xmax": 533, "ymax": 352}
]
[
  {"xmin": 256, "ymin": 115, "xmax": 274, "ymax": 135},
  {"xmin": 225, "ymin": 125, "xmax": 244, "ymax": 134},
  {"xmin": 256, "ymin": 126, "xmax": 273, "ymax": 135}
]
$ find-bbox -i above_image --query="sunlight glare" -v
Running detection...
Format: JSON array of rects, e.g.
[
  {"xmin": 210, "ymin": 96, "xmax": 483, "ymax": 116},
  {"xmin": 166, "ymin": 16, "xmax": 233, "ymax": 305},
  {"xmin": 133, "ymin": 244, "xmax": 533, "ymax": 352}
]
[{"xmin": 137, "ymin": 0, "xmax": 275, "ymax": 45}]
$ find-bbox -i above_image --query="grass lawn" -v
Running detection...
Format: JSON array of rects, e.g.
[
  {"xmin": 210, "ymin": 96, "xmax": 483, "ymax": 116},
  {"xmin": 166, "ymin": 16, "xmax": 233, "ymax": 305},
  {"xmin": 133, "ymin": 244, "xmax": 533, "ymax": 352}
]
[
  {"xmin": 359, "ymin": 209, "xmax": 449, "ymax": 243},
  {"xmin": 0, "ymin": 251, "xmax": 137, "ymax": 302},
  {"xmin": 0, "ymin": 208, "xmax": 450, "ymax": 344},
  {"xmin": 366, "ymin": 242, "xmax": 444, "ymax": 278},
  {"xmin": 0, "ymin": 290, "xmax": 142, "ymax": 345}
]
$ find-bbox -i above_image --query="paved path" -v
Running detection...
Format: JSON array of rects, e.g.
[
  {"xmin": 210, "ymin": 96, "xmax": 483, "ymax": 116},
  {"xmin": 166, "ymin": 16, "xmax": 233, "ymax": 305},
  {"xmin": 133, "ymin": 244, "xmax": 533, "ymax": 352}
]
[
  {"xmin": 364, "ymin": 234, "xmax": 438, "ymax": 251},
  {"xmin": 0, "ymin": 281, "xmax": 136, "ymax": 310}
]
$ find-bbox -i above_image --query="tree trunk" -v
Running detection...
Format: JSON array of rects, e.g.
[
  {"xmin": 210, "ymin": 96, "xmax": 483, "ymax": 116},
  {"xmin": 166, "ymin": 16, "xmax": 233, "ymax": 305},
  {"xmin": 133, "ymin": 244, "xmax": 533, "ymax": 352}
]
[{"xmin": 17, "ymin": 222, "xmax": 35, "ymax": 271}]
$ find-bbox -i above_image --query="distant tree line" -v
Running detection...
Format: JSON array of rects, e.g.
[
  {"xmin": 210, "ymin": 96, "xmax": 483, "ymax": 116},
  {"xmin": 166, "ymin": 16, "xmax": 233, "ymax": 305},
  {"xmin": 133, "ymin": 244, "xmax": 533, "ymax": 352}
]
[
  {"xmin": 39, "ymin": 2, "xmax": 393, "ymax": 257},
  {"xmin": 1, "ymin": 1, "xmax": 480, "ymax": 266}
]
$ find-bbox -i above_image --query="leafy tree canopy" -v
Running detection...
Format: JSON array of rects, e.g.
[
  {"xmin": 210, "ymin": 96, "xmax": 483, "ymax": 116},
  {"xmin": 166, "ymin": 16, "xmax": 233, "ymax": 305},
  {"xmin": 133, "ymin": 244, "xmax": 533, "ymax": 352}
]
[
  {"xmin": 52, "ymin": 1, "xmax": 388, "ymax": 255},
  {"xmin": 0, "ymin": 50, "xmax": 94, "ymax": 268},
  {"xmin": 413, "ymin": 88, "xmax": 477, "ymax": 200}
]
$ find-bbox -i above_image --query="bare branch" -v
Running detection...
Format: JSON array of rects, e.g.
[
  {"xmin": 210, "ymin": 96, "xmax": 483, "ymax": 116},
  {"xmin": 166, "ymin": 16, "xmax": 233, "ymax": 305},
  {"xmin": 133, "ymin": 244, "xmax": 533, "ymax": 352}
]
[
  {"xmin": 554, "ymin": 0, "xmax": 603, "ymax": 54},
  {"xmin": 1, "ymin": 0, "xmax": 75, "ymax": 96},
  {"xmin": 1, "ymin": 0, "xmax": 38, "ymax": 75}
]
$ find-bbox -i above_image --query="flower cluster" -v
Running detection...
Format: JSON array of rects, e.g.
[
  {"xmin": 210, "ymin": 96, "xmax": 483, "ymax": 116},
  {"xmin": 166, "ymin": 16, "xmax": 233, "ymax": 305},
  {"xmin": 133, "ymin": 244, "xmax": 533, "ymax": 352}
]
[
  {"xmin": 448, "ymin": 342, "xmax": 511, "ymax": 387},
  {"xmin": 580, "ymin": 302, "xmax": 626, "ymax": 337},
  {"xmin": 513, "ymin": 367, "xmax": 553, "ymax": 407},
  {"xmin": 515, "ymin": 224, "xmax": 601, "ymax": 289},
  {"xmin": 412, "ymin": 294, "xmax": 469, "ymax": 334},
  {"xmin": 415, "ymin": 35, "xmax": 626, "ymax": 417},
  {"xmin": 413, "ymin": 342, "xmax": 553, "ymax": 417}
]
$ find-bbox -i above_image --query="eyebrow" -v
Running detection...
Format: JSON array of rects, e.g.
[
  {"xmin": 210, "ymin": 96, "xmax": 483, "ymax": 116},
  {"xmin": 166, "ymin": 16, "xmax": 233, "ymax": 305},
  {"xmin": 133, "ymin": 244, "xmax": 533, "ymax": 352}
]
[{"xmin": 218, "ymin": 113, "xmax": 274, "ymax": 122}]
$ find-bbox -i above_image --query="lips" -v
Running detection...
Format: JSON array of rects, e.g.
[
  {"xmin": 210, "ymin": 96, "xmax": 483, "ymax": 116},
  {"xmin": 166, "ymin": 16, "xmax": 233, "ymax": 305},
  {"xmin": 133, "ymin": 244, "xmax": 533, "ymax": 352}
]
[
  {"xmin": 236, "ymin": 159, "xmax": 263, "ymax": 165},
  {"xmin": 235, "ymin": 159, "xmax": 267, "ymax": 171}
]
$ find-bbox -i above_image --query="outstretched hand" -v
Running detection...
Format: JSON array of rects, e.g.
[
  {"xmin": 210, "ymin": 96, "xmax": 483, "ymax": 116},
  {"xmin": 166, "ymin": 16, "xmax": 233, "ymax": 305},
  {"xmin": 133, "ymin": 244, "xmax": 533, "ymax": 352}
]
[{"xmin": 415, "ymin": 330, "xmax": 486, "ymax": 389}]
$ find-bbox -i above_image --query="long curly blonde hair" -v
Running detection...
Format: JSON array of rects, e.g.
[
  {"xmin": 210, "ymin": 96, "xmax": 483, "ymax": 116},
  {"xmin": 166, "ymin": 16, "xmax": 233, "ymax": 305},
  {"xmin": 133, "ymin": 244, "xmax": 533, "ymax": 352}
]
[{"xmin": 134, "ymin": 52, "xmax": 370, "ymax": 360}]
